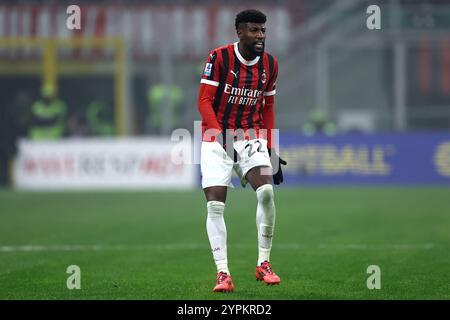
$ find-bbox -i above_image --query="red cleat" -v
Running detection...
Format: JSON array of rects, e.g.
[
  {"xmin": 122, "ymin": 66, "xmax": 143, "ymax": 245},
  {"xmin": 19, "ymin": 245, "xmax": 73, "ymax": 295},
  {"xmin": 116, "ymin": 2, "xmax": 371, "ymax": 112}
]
[
  {"xmin": 255, "ymin": 261, "xmax": 281, "ymax": 285},
  {"xmin": 213, "ymin": 272, "xmax": 234, "ymax": 293}
]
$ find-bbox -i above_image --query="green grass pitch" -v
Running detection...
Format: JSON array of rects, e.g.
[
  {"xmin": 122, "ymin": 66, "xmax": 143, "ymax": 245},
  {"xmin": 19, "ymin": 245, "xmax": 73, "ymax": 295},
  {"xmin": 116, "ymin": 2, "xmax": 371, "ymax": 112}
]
[{"xmin": 0, "ymin": 187, "xmax": 449, "ymax": 299}]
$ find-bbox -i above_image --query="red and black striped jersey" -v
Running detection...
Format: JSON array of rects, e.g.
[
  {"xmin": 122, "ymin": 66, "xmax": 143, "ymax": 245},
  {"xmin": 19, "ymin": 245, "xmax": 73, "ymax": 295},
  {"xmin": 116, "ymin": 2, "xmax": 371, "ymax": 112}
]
[{"xmin": 200, "ymin": 42, "xmax": 278, "ymax": 135}]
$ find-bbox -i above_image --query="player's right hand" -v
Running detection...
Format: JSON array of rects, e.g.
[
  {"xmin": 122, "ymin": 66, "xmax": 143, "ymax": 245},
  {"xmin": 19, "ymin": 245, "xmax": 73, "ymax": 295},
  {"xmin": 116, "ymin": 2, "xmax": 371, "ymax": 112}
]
[{"xmin": 217, "ymin": 131, "xmax": 240, "ymax": 163}]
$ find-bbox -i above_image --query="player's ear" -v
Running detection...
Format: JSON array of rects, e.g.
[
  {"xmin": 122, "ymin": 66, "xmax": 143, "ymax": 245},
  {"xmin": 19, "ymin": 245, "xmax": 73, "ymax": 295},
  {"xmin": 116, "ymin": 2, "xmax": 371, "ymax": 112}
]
[{"xmin": 236, "ymin": 24, "xmax": 244, "ymax": 39}]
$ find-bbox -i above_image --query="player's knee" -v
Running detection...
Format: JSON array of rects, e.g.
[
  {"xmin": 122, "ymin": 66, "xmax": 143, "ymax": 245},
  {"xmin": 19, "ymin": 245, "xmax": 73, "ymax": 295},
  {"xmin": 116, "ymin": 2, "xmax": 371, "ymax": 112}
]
[
  {"xmin": 207, "ymin": 201, "xmax": 225, "ymax": 219},
  {"xmin": 256, "ymin": 184, "xmax": 274, "ymax": 206},
  {"xmin": 204, "ymin": 186, "xmax": 227, "ymax": 203}
]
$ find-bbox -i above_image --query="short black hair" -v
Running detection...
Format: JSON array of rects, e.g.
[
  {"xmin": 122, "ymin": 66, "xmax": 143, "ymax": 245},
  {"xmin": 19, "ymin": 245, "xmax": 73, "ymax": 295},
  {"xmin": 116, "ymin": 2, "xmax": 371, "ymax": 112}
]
[{"xmin": 235, "ymin": 9, "xmax": 266, "ymax": 30}]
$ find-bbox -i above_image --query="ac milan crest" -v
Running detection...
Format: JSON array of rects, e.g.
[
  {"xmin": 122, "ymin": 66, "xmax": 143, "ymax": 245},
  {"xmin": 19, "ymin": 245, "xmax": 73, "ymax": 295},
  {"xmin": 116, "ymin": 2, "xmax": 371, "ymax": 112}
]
[{"xmin": 261, "ymin": 71, "xmax": 267, "ymax": 84}]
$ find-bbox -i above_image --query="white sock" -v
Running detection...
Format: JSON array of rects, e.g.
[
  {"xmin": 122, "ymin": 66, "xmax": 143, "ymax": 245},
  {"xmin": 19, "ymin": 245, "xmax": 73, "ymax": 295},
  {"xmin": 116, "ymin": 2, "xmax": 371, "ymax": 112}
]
[
  {"xmin": 256, "ymin": 184, "xmax": 276, "ymax": 266},
  {"xmin": 206, "ymin": 201, "xmax": 230, "ymax": 274}
]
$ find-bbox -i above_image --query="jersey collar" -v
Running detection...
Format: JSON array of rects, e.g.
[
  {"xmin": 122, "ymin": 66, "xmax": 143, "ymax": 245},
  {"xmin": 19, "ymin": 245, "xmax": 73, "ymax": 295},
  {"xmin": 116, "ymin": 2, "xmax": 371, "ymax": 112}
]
[{"xmin": 234, "ymin": 42, "xmax": 260, "ymax": 66}]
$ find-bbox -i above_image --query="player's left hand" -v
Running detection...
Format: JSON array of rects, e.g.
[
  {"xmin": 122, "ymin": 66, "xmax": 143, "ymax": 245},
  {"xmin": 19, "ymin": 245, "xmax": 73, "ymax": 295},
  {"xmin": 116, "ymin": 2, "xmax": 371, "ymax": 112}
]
[{"xmin": 268, "ymin": 148, "xmax": 287, "ymax": 185}]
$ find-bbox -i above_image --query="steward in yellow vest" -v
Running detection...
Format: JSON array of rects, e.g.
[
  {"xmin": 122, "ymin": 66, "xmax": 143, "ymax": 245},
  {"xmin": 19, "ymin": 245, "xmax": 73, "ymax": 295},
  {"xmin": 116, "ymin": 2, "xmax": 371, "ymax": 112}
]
[{"xmin": 29, "ymin": 84, "xmax": 67, "ymax": 140}]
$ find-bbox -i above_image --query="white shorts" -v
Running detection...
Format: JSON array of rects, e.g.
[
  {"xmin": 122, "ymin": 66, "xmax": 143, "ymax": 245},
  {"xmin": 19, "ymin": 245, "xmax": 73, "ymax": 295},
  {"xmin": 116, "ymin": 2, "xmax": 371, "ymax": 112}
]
[{"xmin": 200, "ymin": 138, "xmax": 272, "ymax": 189}]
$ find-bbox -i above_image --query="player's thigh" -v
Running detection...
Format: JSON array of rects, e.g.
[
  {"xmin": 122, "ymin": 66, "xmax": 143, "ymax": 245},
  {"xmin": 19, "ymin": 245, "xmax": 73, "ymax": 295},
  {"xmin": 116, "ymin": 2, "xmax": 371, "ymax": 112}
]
[
  {"xmin": 234, "ymin": 139, "xmax": 272, "ymax": 190},
  {"xmin": 200, "ymin": 141, "xmax": 234, "ymax": 191},
  {"xmin": 245, "ymin": 166, "xmax": 272, "ymax": 191}
]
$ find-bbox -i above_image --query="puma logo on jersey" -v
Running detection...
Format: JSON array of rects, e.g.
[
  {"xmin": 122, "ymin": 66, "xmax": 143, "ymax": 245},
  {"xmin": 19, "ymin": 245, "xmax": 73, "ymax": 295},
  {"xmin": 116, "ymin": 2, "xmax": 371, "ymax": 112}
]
[
  {"xmin": 209, "ymin": 52, "xmax": 217, "ymax": 63},
  {"xmin": 230, "ymin": 70, "xmax": 239, "ymax": 79}
]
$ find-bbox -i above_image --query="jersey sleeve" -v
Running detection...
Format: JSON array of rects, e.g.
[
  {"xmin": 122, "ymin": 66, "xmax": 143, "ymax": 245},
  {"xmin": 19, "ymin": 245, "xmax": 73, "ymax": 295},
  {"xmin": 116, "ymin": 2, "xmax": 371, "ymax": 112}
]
[
  {"xmin": 200, "ymin": 50, "xmax": 221, "ymax": 87},
  {"xmin": 262, "ymin": 95, "xmax": 275, "ymax": 148},
  {"xmin": 264, "ymin": 56, "xmax": 278, "ymax": 97},
  {"xmin": 198, "ymin": 83, "xmax": 221, "ymax": 132}
]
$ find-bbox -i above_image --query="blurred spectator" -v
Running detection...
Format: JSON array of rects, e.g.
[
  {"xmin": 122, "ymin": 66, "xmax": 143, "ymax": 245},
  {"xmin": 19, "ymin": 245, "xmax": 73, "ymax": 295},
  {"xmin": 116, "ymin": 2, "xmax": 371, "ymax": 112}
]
[
  {"xmin": 0, "ymin": 90, "xmax": 33, "ymax": 186},
  {"xmin": 302, "ymin": 109, "xmax": 337, "ymax": 136},
  {"xmin": 0, "ymin": 100, "xmax": 18, "ymax": 187},
  {"xmin": 86, "ymin": 100, "xmax": 115, "ymax": 136},
  {"xmin": 146, "ymin": 83, "xmax": 183, "ymax": 134},
  {"xmin": 11, "ymin": 90, "xmax": 33, "ymax": 139},
  {"xmin": 29, "ymin": 84, "xmax": 67, "ymax": 140},
  {"xmin": 67, "ymin": 111, "xmax": 90, "ymax": 137}
]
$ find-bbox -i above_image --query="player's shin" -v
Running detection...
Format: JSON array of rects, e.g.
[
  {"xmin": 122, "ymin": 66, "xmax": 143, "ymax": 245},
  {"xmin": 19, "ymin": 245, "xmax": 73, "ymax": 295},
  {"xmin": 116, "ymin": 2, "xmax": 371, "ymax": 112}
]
[
  {"xmin": 206, "ymin": 201, "xmax": 230, "ymax": 274},
  {"xmin": 255, "ymin": 184, "xmax": 276, "ymax": 266}
]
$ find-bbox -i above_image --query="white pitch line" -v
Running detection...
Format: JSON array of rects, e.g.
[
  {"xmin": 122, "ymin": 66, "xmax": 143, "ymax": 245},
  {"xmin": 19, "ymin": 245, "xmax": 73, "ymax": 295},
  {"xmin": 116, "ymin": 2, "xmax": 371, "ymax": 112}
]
[
  {"xmin": 0, "ymin": 244, "xmax": 206, "ymax": 252},
  {"xmin": 315, "ymin": 243, "xmax": 436, "ymax": 250},
  {"xmin": 0, "ymin": 243, "xmax": 437, "ymax": 252}
]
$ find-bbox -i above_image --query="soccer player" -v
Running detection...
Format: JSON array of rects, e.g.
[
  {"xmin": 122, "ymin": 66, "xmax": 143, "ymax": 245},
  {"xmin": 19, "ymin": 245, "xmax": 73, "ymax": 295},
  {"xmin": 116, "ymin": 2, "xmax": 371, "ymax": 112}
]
[{"xmin": 198, "ymin": 9, "xmax": 287, "ymax": 293}]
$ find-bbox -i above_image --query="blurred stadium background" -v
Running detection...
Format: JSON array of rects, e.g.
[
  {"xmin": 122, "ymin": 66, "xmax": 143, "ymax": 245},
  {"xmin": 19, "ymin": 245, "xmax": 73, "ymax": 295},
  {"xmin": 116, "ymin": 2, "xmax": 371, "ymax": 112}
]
[{"xmin": 0, "ymin": 0, "xmax": 449, "ymax": 299}]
